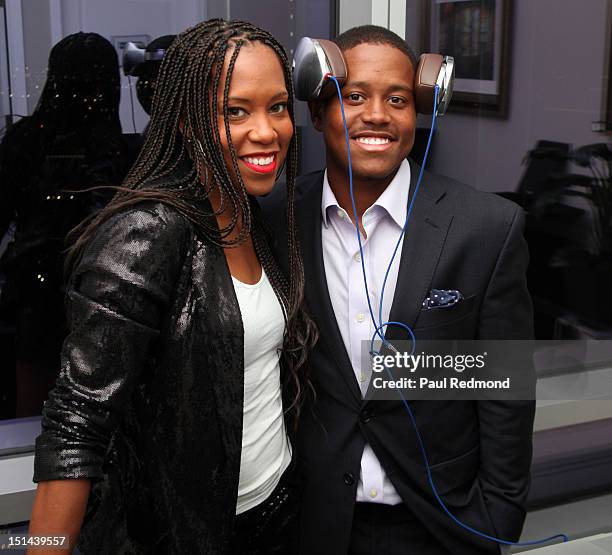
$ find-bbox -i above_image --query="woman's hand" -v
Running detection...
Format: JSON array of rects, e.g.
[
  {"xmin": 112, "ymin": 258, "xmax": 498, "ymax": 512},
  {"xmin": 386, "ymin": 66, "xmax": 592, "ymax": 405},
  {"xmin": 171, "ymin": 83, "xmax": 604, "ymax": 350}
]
[{"xmin": 27, "ymin": 479, "xmax": 91, "ymax": 555}]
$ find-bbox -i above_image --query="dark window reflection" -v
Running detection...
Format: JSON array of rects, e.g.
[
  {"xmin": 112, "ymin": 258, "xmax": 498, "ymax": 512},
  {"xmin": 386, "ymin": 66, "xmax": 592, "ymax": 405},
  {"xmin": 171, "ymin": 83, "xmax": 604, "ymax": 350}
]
[
  {"xmin": 0, "ymin": 32, "xmax": 132, "ymax": 418},
  {"xmin": 516, "ymin": 141, "xmax": 612, "ymax": 339}
]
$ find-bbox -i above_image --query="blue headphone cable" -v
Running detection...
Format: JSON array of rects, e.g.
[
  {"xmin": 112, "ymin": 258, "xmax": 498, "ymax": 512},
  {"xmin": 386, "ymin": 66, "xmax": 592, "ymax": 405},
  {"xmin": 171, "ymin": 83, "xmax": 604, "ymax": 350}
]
[{"xmin": 327, "ymin": 74, "xmax": 568, "ymax": 548}]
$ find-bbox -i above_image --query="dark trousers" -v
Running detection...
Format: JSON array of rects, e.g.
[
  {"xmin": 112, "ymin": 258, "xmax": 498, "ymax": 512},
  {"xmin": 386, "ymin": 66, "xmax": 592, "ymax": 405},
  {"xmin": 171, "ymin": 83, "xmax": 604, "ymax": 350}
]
[
  {"xmin": 348, "ymin": 502, "xmax": 451, "ymax": 555},
  {"xmin": 229, "ymin": 460, "xmax": 301, "ymax": 555}
]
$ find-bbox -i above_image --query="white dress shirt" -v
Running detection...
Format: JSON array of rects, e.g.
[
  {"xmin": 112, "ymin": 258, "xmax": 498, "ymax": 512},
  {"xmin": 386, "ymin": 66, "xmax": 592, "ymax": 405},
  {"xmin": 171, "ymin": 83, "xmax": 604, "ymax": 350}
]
[{"xmin": 321, "ymin": 159, "xmax": 412, "ymax": 505}]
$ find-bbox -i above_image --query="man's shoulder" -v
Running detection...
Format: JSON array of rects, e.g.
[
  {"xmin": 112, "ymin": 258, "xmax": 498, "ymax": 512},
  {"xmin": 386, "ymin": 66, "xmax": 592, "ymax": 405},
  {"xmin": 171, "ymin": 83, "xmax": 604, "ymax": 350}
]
[{"xmin": 427, "ymin": 169, "xmax": 522, "ymax": 229}]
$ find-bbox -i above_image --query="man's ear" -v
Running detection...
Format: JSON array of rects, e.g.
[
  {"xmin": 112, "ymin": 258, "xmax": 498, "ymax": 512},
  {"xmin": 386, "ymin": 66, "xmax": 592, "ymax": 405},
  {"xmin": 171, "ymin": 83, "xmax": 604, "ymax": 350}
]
[{"xmin": 308, "ymin": 100, "xmax": 324, "ymax": 132}]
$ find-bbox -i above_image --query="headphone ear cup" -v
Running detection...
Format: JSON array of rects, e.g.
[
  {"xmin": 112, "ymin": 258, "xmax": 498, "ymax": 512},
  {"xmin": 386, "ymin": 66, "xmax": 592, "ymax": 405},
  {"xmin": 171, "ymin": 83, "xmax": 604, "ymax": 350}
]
[
  {"xmin": 123, "ymin": 42, "xmax": 146, "ymax": 77},
  {"xmin": 414, "ymin": 53, "xmax": 444, "ymax": 114},
  {"xmin": 316, "ymin": 39, "xmax": 347, "ymax": 88},
  {"xmin": 293, "ymin": 37, "xmax": 347, "ymax": 101}
]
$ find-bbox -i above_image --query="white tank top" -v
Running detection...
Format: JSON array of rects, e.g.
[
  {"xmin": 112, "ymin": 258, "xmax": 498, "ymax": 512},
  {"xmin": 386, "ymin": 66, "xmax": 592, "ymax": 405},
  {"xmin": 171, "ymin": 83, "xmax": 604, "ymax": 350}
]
[{"xmin": 232, "ymin": 268, "xmax": 292, "ymax": 515}]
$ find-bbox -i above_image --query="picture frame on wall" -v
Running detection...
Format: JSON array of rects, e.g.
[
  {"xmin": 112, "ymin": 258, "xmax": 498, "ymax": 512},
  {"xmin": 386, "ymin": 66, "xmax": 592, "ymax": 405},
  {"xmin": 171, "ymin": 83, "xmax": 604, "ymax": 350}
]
[{"xmin": 423, "ymin": 0, "xmax": 513, "ymax": 117}]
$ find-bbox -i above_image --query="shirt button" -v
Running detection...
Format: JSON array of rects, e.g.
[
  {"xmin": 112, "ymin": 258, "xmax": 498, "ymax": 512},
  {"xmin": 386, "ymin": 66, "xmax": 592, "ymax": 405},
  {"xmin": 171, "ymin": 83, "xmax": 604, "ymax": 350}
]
[
  {"xmin": 337, "ymin": 209, "xmax": 345, "ymax": 219},
  {"xmin": 356, "ymin": 312, "xmax": 365, "ymax": 323},
  {"xmin": 370, "ymin": 488, "xmax": 378, "ymax": 498},
  {"xmin": 354, "ymin": 252, "xmax": 361, "ymax": 263},
  {"xmin": 360, "ymin": 372, "xmax": 367, "ymax": 383}
]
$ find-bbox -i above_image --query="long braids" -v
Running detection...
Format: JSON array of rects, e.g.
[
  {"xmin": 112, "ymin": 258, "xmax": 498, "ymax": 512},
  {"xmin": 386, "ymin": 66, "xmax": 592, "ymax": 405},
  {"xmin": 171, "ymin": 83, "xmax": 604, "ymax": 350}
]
[{"xmin": 67, "ymin": 19, "xmax": 317, "ymax": 425}]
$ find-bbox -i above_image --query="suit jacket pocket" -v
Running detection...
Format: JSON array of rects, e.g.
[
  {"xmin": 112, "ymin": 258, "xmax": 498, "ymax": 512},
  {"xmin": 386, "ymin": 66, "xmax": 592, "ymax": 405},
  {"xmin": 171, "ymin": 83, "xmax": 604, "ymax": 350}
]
[
  {"xmin": 414, "ymin": 294, "xmax": 476, "ymax": 329},
  {"xmin": 428, "ymin": 443, "xmax": 480, "ymax": 496}
]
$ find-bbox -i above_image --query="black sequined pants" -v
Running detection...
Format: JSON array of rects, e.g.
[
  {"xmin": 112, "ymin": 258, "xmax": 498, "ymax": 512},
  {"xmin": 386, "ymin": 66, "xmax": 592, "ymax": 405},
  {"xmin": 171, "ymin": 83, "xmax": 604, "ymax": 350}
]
[{"xmin": 229, "ymin": 459, "xmax": 302, "ymax": 555}]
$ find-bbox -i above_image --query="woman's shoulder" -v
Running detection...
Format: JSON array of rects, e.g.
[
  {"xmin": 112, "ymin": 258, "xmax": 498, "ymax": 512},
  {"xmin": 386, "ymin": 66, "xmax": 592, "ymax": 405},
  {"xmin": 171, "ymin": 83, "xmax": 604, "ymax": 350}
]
[
  {"xmin": 79, "ymin": 201, "xmax": 196, "ymax": 275},
  {"xmin": 99, "ymin": 200, "xmax": 193, "ymax": 237}
]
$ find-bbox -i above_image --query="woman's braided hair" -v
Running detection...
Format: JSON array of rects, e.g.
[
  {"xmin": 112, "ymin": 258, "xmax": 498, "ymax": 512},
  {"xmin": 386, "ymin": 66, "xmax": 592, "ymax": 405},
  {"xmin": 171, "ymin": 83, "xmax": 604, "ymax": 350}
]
[{"xmin": 68, "ymin": 19, "xmax": 317, "ymax": 425}]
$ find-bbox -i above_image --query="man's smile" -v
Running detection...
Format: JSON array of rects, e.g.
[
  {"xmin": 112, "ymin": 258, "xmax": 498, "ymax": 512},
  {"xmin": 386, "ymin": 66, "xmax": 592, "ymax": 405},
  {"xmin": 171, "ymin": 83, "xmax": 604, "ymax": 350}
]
[{"xmin": 351, "ymin": 131, "xmax": 396, "ymax": 152}]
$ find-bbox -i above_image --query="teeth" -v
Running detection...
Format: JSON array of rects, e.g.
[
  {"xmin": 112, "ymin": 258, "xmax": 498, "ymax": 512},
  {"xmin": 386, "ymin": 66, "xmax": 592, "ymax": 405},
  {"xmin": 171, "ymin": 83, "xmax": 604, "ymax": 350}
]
[
  {"xmin": 244, "ymin": 155, "xmax": 274, "ymax": 165},
  {"xmin": 355, "ymin": 137, "xmax": 390, "ymax": 145}
]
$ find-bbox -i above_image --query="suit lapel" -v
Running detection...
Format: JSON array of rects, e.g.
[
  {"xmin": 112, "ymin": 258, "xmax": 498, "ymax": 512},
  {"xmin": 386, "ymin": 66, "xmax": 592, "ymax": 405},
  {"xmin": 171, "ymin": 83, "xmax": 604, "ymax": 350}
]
[
  {"xmin": 298, "ymin": 173, "xmax": 362, "ymax": 404},
  {"xmin": 385, "ymin": 159, "xmax": 453, "ymax": 342},
  {"xmin": 362, "ymin": 160, "xmax": 453, "ymax": 409}
]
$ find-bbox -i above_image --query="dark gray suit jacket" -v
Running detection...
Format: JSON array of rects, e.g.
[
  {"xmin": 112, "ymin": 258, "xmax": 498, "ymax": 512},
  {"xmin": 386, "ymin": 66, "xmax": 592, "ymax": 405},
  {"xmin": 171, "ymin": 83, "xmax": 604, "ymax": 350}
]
[{"xmin": 261, "ymin": 159, "xmax": 535, "ymax": 555}]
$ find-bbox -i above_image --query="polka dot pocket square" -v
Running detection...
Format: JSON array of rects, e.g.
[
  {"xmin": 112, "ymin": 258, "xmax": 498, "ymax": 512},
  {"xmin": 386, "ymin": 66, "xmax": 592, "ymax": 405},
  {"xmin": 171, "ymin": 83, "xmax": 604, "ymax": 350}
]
[{"xmin": 421, "ymin": 289, "xmax": 464, "ymax": 310}]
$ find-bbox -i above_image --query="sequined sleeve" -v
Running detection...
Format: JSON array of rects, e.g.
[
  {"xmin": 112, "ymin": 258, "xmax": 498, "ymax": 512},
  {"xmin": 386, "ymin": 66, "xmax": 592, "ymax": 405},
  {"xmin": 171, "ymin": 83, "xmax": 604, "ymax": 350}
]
[{"xmin": 33, "ymin": 203, "xmax": 191, "ymax": 482}]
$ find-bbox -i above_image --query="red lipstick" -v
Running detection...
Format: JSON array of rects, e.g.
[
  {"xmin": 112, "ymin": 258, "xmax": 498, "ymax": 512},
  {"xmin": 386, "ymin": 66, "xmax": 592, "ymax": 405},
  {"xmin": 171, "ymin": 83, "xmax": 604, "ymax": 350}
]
[{"xmin": 240, "ymin": 153, "xmax": 278, "ymax": 174}]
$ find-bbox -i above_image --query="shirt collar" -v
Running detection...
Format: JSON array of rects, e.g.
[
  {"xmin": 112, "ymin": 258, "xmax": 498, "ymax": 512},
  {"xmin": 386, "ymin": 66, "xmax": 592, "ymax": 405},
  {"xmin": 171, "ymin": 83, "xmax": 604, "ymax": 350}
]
[
  {"xmin": 320, "ymin": 159, "xmax": 411, "ymax": 229},
  {"xmin": 321, "ymin": 169, "xmax": 338, "ymax": 228}
]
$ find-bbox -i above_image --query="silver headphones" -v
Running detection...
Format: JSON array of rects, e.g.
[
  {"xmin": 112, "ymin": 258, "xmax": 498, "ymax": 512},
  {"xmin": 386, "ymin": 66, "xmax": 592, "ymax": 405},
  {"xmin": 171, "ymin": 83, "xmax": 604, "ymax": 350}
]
[{"xmin": 292, "ymin": 36, "xmax": 454, "ymax": 115}]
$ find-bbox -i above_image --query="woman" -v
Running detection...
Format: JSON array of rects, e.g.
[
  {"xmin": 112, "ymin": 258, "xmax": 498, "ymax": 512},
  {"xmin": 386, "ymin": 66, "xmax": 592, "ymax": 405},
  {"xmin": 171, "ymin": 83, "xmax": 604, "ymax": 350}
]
[
  {"xmin": 0, "ymin": 32, "xmax": 129, "ymax": 416},
  {"xmin": 28, "ymin": 19, "xmax": 316, "ymax": 555}
]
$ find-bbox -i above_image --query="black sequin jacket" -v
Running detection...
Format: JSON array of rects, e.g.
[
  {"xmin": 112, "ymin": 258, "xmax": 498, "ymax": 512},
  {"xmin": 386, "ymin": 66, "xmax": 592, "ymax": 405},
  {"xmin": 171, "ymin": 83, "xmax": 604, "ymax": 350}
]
[{"xmin": 33, "ymin": 200, "xmax": 275, "ymax": 554}]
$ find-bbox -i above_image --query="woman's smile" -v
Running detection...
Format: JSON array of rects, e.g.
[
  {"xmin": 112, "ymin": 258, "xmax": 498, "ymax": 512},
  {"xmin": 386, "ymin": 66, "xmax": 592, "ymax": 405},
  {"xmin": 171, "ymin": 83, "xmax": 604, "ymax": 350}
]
[{"xmin": 240, "ymin": 151, "xmax": 278, "ymax": 174}]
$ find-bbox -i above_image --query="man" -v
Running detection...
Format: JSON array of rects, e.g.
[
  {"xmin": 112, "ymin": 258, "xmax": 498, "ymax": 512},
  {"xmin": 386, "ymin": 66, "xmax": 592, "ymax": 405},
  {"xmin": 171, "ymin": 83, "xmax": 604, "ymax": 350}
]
[{"xmin": 262, "ymin": 25, "xmax": 535, "ymax": 555}]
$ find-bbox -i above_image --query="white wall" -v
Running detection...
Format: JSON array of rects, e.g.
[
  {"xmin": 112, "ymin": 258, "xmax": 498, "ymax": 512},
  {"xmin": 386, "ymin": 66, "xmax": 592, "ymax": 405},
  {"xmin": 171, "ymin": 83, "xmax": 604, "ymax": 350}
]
[
  {"xmin": 0, "ymin": 5, "xmax": 12, "ymax": 120},
  {"xmin": 21, "ymin": 0, "xmax": 52, "ymax": 113},
  {"xmin": 2, "ymin": 0, "xmax": 28, "ymax": 120},
  {"xmin": 60, "ymin": 0, "xmax": 207, "ymax": 133},
  {"xmin": 338, "ymin": 0, "xmax": 371, "ymax": 33},
  {"xmin": 339, "ymin": 0, "xmax": 406, "ymax": 38},
  {"xmin": 8, "ymin": 0, "xmax": 206, "ymax": 132},
  {"xmin": 424, "ymin": 0, "xmax": 611, "ymax": 192}
]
